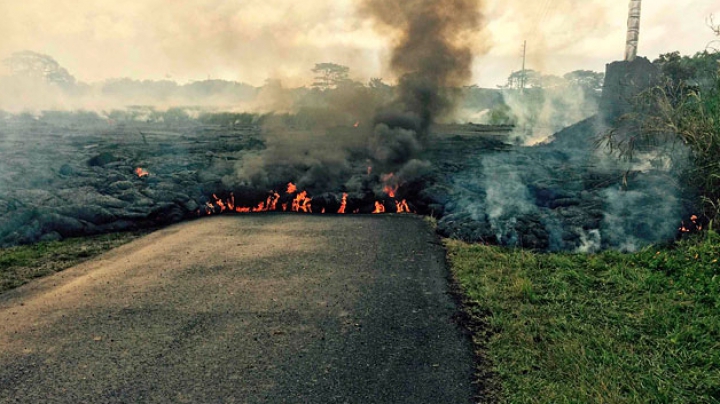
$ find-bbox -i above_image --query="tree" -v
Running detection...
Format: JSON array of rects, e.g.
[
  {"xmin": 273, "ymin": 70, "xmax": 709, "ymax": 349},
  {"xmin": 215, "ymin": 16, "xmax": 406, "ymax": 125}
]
[
  {"xmin": 368, "ymin": 77, "xmax": 390, "ymax": 90},
  {"xmin": 653, "ymin": 51, "xmax": 720, "ymax": 88},
  {"xmin": 3, "ymin": 51, "xmax": 76, "ymax": 88},
  {"xmin": 563, "ymin": 70, "xmax": 604, "ymax": 95},
  {"xmin": 311, "ymin": 63, "xmax": 350, "ymax": 90},
  {"xmin": 504, "ymin": 69, "xmax": 542, "ymax": 89}
]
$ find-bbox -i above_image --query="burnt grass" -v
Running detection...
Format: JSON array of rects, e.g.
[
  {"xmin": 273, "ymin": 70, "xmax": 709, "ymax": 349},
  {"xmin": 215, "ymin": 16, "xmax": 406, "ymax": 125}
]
[{"xmin": 0, "ymin": 114, "xmax": 691, "ymax": 251}]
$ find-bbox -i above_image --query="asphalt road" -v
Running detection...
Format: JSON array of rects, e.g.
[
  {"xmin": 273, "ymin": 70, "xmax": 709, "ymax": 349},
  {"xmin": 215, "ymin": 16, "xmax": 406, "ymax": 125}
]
[{"xmin": 0, "ymin": 215, "xmax": 475, "ymax": 403}]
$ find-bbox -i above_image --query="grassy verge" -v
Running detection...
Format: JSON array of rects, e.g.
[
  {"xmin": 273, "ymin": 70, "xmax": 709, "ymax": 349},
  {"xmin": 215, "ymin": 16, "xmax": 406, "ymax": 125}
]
[
  {"xmin": 0, "ymin": 231, "xmax": 148, "ymax": 294},
  {"xmin": 446, "ymin": 233, "xmax": 720, "ymax": 403}
]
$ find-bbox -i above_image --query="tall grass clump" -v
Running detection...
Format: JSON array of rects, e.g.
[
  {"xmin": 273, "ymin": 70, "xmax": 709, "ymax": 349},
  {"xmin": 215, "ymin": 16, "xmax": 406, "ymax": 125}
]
[{"xmin": 602, "ymin": 48, "xmax": 720, "ymax": 229}]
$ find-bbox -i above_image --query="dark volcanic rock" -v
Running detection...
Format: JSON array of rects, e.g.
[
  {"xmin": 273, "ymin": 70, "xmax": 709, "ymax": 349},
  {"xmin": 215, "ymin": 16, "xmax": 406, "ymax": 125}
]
[
  {"xmin": 436, "ymin": 213, "xmax": 496, "ymax": 244},
  {"xmin": 87, "ymin": 152, "xmax": 120, "ymax": 167},
  {"xmin": 0, "ymin": 121, "xmax": 265, "ymax": 246},
  {"xmin": 0, "ymin": 116, "xmax": 688, "ymax": 251}
]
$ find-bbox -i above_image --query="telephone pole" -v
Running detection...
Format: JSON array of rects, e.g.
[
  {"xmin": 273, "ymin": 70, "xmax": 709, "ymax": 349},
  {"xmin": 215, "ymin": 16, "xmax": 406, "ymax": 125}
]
[
  {"xmin": 521, "ymin": 40, "xmax": 527, "ymax": 91},
  {"xmin": 625, "ymin": 0, "xmax": 642, "ymax": 61}
]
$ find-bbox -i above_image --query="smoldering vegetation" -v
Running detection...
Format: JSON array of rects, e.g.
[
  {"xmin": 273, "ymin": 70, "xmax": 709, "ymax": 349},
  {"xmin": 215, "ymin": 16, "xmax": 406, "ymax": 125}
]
[{"xmin": 431, "ymin": 117, "xmax": 690, "ymax": 252}]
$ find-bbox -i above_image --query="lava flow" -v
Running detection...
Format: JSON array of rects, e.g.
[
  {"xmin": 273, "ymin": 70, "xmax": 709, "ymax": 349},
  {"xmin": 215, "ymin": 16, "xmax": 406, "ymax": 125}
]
[
  {"xmin": 679, "ymin": 215, "xmax": 703, "ymax": 233},
  {"xmin": 200, "ymin": 180, "xmax": 414, "ymax": 217},
  {"xmin": 134, "ymin": 167, "xmax": 149, "ymax": 178}
]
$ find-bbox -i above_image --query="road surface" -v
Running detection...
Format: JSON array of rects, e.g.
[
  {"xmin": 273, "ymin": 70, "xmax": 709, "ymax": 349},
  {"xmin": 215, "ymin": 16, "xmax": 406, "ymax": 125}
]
[{"xmin": 0, "ymin": 215, "xmax": 474, "ymax": 403}]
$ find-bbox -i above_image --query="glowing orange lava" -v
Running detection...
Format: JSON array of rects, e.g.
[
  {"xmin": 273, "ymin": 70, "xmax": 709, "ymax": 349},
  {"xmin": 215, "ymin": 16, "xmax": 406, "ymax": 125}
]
[
  {"xmin": 338, "ymin": 193, "xmax": 348, "ymax": 214},
  {"xmin": 395, "ymin": 199, "xmax": 411, "ymax": 213},
  {"xmin": 134, "ymin": 167, "xmax": 149, "ymax": 178},
  {"xmin": 199, "ymin": 181, "xmax": 414, "ymax": 217},
  {"xmin": 373, "ymin": 201, "xmax": 386, "ymax": 214},
  {"xmin": 679, "ymin": 215, "xmax": 702, "ymax": 233}
]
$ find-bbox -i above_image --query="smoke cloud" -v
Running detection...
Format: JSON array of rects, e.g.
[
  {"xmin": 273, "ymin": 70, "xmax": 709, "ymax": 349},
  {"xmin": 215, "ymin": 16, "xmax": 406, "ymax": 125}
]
[
  {"xmin": 359, "ymin": 0, "xmax": 485, "ymax": 134},
  {"xmin": 232, "ymin": 0, "xmax": 486, "ymax": 192}
]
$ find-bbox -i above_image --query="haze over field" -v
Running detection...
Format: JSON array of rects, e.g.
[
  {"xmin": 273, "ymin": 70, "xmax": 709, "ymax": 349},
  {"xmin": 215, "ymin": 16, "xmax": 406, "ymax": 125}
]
[{"xmin": 0, "ymin": 0, "xmax": 718, "ymax": 87}]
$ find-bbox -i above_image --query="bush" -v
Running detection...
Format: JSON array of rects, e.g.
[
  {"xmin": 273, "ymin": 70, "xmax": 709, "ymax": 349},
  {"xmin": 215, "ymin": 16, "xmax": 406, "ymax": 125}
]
[{"xmin": 602, "ymin": 50, "xmax": 720, "ymax": 229}]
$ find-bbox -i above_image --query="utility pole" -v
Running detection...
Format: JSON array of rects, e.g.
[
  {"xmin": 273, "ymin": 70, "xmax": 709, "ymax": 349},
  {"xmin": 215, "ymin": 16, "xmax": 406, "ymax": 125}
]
[
  {"xmin": 521, "ymin": 40, "xmax": 527, "ymax": 91},
  {"xmin": 625, "ymin": 0, "xmax": 642, "ymax": 61}
]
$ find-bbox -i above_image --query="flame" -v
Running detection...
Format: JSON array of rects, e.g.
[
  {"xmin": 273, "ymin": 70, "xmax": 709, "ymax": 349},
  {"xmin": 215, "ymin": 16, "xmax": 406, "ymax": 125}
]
[
  {"xmin": 338, "ymin": 193, "xmax": 348, "ymax": 214},
  {"xmin": 292, "ymin": 191, "xmax": 312, "ymax": 213},
  {"xmin": 373, "ymin": 201, "xmax": 386, "ymax": 214},
  {"xmin": 134, "ymin": 167, "xmax": 149, "ymax": 178},
  {"xmin": 268, "ymin": 192, "xmax": 280, "ymax": 211},
  {"xmin": 354, "ymin": 121, "xmax": 360, "ymax": 128},
  {"xmin": 383, "ymin": 185, "xmax": 398, "ymax": 198},
  {"xmin": 212, "ymin": 194, "xmax": 227, "ymax": 212},
  {"xmin": 199, "ymin": 180, "xmax": 415, "ymax": 218},
  {"xmin": 679, "ymin": 214, "xmax": 702, "ymax": 233},
  {"xmin": 396, "ymin": 199, "xmax": 411, "ymax": 213},
  {"xmin": 381, "ymin": 173, "xmax": 399, "ymax": 198}
]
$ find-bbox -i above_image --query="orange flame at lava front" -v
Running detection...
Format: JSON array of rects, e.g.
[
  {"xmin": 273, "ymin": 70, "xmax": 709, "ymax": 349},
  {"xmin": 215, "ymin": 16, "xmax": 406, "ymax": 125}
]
[
  {"xmin": 292, "ymin": 191, "xmax": 312, "ymax": 213},
  {"xmin": 384, "ymin": 185, "xmax": 398, "ymax": 198},
  {"xmin": 338, "ymin": 193, "xmax": 348, "ymax": 214},
  {"xmin": 381, "ymin": 173, "xmax": 399, "ymax": 198},
  {"xmin": 373, "ymin": 201, "xmax": 386, "ymax": 214},
  {"xmin": 396, "ymin": 199, "xmax": 411, "ymax": 213},
  {"xmin": 134, "ymin": 167, "xmax": 149, "ymax": 178},
  {"xmin": 201, "ymin": 181, "xmax": 414, "ymax": 217},
  {"xmin": 212, "ymin": 194, "xmax": 227, "ymax": 212}
]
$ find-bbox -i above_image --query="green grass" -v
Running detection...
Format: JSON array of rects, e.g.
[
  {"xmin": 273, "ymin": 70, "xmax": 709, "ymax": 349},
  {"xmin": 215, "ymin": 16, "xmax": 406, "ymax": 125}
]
[
  {"xmin": 0, "ymin": 231, "xmax": 148, "ymax": 294},
  {"xmin": 447, "ymin": 232, "xmax": 720, "ymax": 403}
]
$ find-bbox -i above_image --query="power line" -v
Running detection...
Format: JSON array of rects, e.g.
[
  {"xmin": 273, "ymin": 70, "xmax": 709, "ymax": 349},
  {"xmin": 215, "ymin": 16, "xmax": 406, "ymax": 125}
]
[{"xmin": 538, "ymin": 0, "xmax": 555, "ymax": 26}]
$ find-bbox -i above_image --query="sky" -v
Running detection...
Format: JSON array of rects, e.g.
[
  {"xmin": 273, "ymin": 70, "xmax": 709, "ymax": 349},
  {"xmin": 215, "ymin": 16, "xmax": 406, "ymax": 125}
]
[{"xmin": 0, "ymin": 0, "xmax": 718, "ymax": 88}]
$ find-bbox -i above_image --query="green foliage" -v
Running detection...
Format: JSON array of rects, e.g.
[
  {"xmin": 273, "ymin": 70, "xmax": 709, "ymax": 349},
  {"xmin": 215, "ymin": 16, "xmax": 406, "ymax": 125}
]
[
  {"xmin": 563, "ymin": 70, "xmax": 605, "ymax": 96},
  {"xmin": 504, "ymin": 69, "xmax": 542, "ymax": 89},
  {"xmin": 0, "ymin": 231, "xmax": 146, "ymax": 294},
  {"xmin": 3, "ymin": 51, "xmax": 77, "ymax": 87},
  {"xmin": 504, "ymin": 69, "xmax": 604, "ymax": 95},
  {"xmin": 603, "ymin": 48, "xmax": 720, "ymax": 229},
  {"xmin": 487, "ymin": 104, "xmax": 517, "ymax": 126},
  {"xmin": 447, "ymin": 235, "xmax": 720, "ymax": 403},
  {"xmin": 156, "ymin": 107, "xmax": 191, "ymax": 125},
  {"xmin": 311, "ymin": 62, "xmax": 351, "ymax": 91},
  {"xmin": 654, "ymin": 51, "xmax": 720, "ymax": 87}
]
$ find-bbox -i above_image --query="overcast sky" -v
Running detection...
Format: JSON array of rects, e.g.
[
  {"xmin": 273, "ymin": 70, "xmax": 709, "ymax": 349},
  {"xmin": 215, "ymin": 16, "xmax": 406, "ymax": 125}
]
[{"xmin": 0, "ymin": 0, "xmax": 718, "ymax": 88}]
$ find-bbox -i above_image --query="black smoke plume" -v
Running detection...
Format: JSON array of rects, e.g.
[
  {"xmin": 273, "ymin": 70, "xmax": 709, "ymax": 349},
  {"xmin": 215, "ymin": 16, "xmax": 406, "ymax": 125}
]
[
  {"xmin": 231, "ymin": 0, "xmax": 485, "ymax": 193},
  {"xmin": 360, "ymin": 0, "xmax": 483, "ymax": 137}
]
